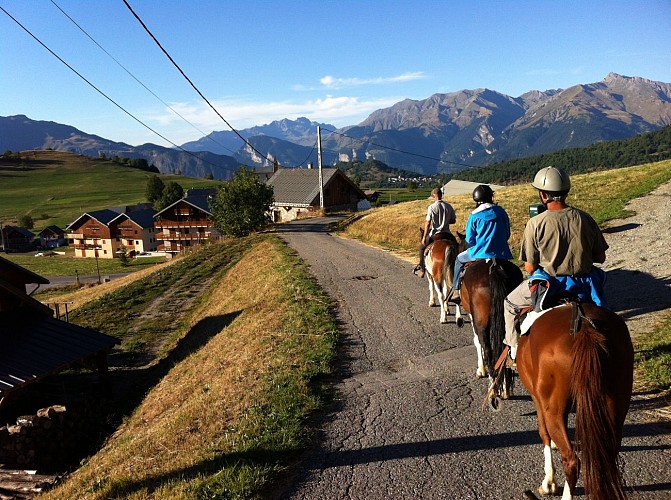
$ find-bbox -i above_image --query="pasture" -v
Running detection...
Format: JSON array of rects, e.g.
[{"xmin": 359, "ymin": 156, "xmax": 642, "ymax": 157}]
[{"xmin": 0, "ymin": 150, "xmax": 220, "ymax": 231}]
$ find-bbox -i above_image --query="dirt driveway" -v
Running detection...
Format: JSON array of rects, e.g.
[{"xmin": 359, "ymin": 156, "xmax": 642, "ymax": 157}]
[{"xmin": 273, "ymin": 205, "xmax": 670, "ymax": 499}]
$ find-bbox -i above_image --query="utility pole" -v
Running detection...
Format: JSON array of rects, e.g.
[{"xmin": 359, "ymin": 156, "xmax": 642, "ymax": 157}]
[{"xmin": 317, "ymin": 126, "xmax": 324, "ymax": 209}]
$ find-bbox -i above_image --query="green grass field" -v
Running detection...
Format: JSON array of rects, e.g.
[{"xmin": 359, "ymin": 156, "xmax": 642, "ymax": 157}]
[{"xmin": 0, "ymin": 150, "xmax": 221, "ymax": 231}]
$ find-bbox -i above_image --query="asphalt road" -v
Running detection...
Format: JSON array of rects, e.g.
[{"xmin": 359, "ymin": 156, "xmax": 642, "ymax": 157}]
[{"xmin": 274, "ymin": 217, "xmax": 670, "ymax": 499}]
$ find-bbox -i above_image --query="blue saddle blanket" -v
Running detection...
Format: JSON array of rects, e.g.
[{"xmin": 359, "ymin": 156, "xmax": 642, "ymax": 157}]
[{"xmin": 528, "ymin": 267, "xmax": 607, "ymax": 309}]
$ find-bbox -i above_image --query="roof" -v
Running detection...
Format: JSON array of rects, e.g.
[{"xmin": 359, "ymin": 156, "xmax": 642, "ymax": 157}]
[
  {"xmin": 441, "ymin": 179, "xmax": 505, "ymax": 197},
  {"xmin": 66, "ymin": 209, "xmax": 120, "ymax": 230},
  {"xmin": 0, "ymin": 309, "xmax": 120, "ymax": 403},
  {"xmin": 0, "ymin": 255, "xmax": 50, "ymax": 286},
  {"xmin": 267, "ymin": 167, "xmax": 365, "ymax": 206},
  {"xmin": 38, "ymin": 225, "xmax": 65, "ymax": 237},
  {"xmin": 2, "ymin": 225, "xmax": 35, "ymax": 239},
  {"xmin": 154, "ymin": 194, "xmax": 214, "ymax": 217},
  {"xmin": 111, "ymin": 208, "xmax": 157, "ymax": 229}
]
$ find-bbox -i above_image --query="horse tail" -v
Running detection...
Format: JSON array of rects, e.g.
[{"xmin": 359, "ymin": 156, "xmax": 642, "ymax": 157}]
[
  {"xmin": 487, "ymin": 261, "xmax": 515, "ymax": 368},
  {"xmin": 571, "ymin": 322, "xmax": 627, "ymax": 500},
  {"xmin": 443, "ymin": 242, "xmax": 457, "ymax": 289}
]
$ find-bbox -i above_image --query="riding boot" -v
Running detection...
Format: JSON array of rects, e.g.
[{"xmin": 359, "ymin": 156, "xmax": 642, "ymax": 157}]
[{"xmin": 449, "ymin": 289, "xmax": 461, "ymax": 304}]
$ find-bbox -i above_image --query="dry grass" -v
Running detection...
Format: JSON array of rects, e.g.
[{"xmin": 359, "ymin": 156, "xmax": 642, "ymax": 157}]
[
  {"xmin": 41, "ymin": 238, "xmax": 337, "ymax": 499},
  {"xmin": 344, "ymin": 160, "xmax": 671, "ymax": 261},
  {"xmin": 36, "ymin": 258, "xmax": 182, "ymax": 312}
]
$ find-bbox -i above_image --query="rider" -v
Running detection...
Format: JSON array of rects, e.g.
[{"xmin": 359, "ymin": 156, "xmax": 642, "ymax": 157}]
[
  {"xmin": 414, "ymin": 187, "xmax": 456, "ymax": 278},
  {"xmin": 503, "ymin": 166, "xmax": 609, "ymax": 360},
  {"xmin": 450, "ymin": 184, "xmax": 513, "ymax": 303}
]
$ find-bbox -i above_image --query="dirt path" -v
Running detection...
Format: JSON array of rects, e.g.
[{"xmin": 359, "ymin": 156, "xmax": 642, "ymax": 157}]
[{"xmin": 600, "ymin": 181, "xmax": 671, "ymax": 338}]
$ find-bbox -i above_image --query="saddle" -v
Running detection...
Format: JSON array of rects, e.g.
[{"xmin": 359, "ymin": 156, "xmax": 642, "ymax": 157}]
[
  {"xmin": 515, "ymin": 279, "xmax": 584, "ymax": 336},
  {"xmin": 423, "ymin": 231, "xmax": 456, "ymax": 255}
]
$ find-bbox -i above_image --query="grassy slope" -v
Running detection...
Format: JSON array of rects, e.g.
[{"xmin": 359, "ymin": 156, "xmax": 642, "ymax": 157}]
[
  {"xmin": 41, "ymin": 236, "xmax": 338, "ymax": 499},
  {"xmin": 345, "ymin": 160, "xmax": 671, "ymax": 259},
  {"xmin": 344, "ymin": 159, "xmax": 671, "ymax": 390},
  {"xmin": 0, "ymin": 150, "xmax": 220, "ymax": 231}
]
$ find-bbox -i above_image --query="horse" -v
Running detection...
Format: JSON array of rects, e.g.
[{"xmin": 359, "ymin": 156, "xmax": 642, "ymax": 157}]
[
  {"xmin": 452, "ymin": 248, "xmax": 523, "ymax": 406},
  {"xmin": 421, "ymin": 230, "xmax": 460, "ymax": 324},
  {"xmin": 516, "ymin": 302, "xmax": 633, "ymax": 499}
]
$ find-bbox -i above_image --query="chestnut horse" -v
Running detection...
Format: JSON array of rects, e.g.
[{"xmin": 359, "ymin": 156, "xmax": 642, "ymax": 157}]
[
  {"xmin": 453, "ymin": 255, "xmax": 523, "ymax": 406},
  {"xmin": 517, "ymin": 302, "xmax": 633, "ymax": 499},
  {"xmin": 422, "ymin": 231, "xmax": 460, "ymax": 323}
]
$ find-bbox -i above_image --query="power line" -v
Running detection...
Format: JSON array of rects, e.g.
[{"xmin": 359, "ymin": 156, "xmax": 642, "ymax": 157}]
[
  {"xmin": 48, "ymin": 0, "xmax": 239, "ymax": 157},
  {"xmin": 122, "ymin": 0, "xmax": 274, "ymax": 167},
  {"xmin": 0, "ymin": 4, "xmax": 234, "ymax": 173}
]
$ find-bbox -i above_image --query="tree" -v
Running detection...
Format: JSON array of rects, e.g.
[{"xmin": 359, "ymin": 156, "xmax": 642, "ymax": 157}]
[
  {"xmin": 18, "ymin": 214, "xmax": 34, "ymax": 230},
  {"xmin": 407, "ymin": 180, "xmax": 417, "ymax": 191},
  {"xmin": 156, "ymin": 181, "xmax": 184, "ymax": 211},
  {"xmin": 210, "ymin": 166, "xmax": 274, "ymax": 237},
  {"xmin": 145, "ymin": 175, "xmax": 165, "ymax": 203}
]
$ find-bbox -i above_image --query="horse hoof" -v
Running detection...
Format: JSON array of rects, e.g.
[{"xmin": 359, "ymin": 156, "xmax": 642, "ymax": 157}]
[
  {"xmin": 538, "ymin": 482, "xmax": 556, "ymax": 496},
  {"xmin": 488, "ymin": 397, "xmax": 502, "ymax": 412},
  {"xmin": 456, "ymin": 318, "xmax": 464, "ymax": 328},
  {"xmin": 476, "ymin": 370, "xmax": 487, "ymax": 379}
]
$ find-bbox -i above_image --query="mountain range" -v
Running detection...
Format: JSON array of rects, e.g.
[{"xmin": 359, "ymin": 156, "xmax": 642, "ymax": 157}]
[{"xmin": 2, "ymin": 73, "xmax": 670, "ymax": 179}]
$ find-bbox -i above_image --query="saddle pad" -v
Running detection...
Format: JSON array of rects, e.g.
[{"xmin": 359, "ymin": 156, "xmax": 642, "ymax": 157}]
[{"xmin": 520, "ymin": 308, "xmax": 553, "ymax": 335}]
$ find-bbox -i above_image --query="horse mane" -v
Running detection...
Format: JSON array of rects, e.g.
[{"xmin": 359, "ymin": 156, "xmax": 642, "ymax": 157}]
[{"xmin": 571, "ymin": 319, "xmax": 627, "ymax": 500}]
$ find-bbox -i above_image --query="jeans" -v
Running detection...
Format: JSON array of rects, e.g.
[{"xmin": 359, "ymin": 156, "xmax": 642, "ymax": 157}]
[{"xmin": 453, "ymin": 250, "xmax": 475, "ymax": 290}]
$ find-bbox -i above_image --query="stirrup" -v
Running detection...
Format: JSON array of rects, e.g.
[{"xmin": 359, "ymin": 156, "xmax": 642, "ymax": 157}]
[
  {"xmin": 448, "ymin": 290, "xmax": 461, "ymax": 304},
  {"xmin": 413, "ymin": 264, "xmax": 425, "ymax": 277}
]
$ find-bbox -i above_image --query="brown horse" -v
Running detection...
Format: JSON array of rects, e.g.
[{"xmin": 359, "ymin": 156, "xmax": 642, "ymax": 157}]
[
  {"xmin": 517, "ymin": 302, "xmax": 633, "ymax": 499},
  {"xmin": 422, "ymin": 231, "xmax": 460, "ymax": 323},
  {"xmin": 453, "ymin": 253, "xmax": 523, "ymax": 406}
]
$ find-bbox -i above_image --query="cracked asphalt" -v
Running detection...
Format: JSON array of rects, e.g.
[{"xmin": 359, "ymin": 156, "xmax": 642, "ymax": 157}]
[{"xmin": 274, "ymin": 217, "xmax": 670, "ymax": 500}]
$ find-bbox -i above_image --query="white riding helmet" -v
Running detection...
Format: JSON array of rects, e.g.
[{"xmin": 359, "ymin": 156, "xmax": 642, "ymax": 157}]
[{"xmin": 531, "ymin": 166, "xmax": 571, "ymax": 193}]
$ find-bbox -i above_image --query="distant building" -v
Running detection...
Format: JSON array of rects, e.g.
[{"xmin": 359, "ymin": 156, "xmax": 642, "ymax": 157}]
[
  {"xmin": 153, "ymin": 189, "xmax": 218, "ymax": 255},
  {"xmin": 0, "ymin": 225, "xmax": 36, "ymax": 253},
  {"xmin": 440, "ymin": 180, "xmax": 505, "ymax": 198},
  {"xmin": 266, "ymin": 167, "xmax": 367, "ymax": 222},
  {"xmin": 38, "ymin": 225, "xmax": 66, "ymax": 249},
  {"xmin": 66, "ymin": 206, "xmax": 158, "ymax": 258}
]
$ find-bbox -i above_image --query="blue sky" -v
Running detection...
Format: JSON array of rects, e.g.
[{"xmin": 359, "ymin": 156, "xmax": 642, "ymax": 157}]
[{"xmin": 2, "ymin": 0, "xmax": 670, "ymax": 148}]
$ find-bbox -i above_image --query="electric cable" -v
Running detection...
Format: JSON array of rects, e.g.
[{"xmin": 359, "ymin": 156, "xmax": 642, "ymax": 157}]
[
  {"xmin": 122, "ymin": 0, "xmax": 275, "ymax": 167},
  {"xmin": 0, "ymin": 4, "xmax": 235, "ymax": 173},
  {"xmin": 49, "ymin": 0, "xmax": 238, "ymax": 157}
]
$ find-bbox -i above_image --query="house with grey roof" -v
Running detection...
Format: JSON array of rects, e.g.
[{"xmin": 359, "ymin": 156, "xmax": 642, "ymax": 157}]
[{"xmin": 267, "ymin": 167, "xmax": 367, "ymax": 222}]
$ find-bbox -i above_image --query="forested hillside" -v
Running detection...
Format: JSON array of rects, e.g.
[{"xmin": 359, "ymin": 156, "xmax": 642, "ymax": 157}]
[{"xmin": 444, "ymin": 125, "xmax": 671, "ymax": 185}]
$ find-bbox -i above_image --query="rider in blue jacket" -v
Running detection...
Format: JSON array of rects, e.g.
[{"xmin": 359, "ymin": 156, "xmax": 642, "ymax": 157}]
[{"xmin": 451, "ymin": 185, "xmax": 513, "ymax": 302}]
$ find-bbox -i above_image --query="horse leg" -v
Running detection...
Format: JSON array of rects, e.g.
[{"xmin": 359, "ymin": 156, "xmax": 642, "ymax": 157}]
[
  {"xmin": 437, "ymin": 281, "xmax": 449, "ymax": 324},
  {"xmin": 471, "ymin": 326, "xmax": 487, "ymax": 378},
  {"xmin": 454, "ymin": 303, "xmax": 464, "ymax": 328},
  {"xmin": 545, "ymin": 416, "xmax": 578, "ymax": 500},
  {"xmin": 427, "ymin": 275, "xmax": 437, "ymax": 307},
  {"xmin": 531, "ymin": 397, "xmax": 558, "ymax": 497}
]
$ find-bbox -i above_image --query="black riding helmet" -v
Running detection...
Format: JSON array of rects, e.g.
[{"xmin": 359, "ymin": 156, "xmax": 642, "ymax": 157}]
[{"xmin": 472, "ymin": 184, "xmax": 494, "ymax": 204}]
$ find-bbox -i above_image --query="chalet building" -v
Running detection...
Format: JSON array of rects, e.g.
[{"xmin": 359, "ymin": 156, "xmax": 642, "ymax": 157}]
[
  {"xmin": 0, "ymin": 256, "xmax": 119, "ymax": 407},
  {"xmin": 66, "ymin": 205, "xmax": 158, "ymax": 259},
  {"xmin": 153, "ymin": 188, "xmax": 218, "ymax": 255},
  {"xmin": 111, "ymin": 209, "xmax": 159, "ymax": 257},
  {"xmin": 266, "ymin": 167, "xmax": 367, "ymax": 222},
  {"xmin": 0, "ymin": 225, "xmax": 36, "ymax": 253},
  {"xmin": 37, "ymin": 225, "xmax": 66, "ymax": 249}
]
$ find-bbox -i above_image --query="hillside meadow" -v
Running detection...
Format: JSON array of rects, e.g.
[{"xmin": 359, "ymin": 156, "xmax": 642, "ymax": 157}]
[
  {"xmin": 343, "ymin": 159, "xmax": 671, "ymax": 260},
  {"xmin": 39, "ymin": 236, "xmax": 338, "ymax": 499},
  {"xmin": 0, "ymin": 150, "xmax": 221, "ymax": 231}
]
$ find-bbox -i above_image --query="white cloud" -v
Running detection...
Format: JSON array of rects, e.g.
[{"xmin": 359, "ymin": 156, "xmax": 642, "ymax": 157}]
[
  {"xmin": 149, "ymin": 94, "xmax": 402, "ymax": 142},
  {"xmin": 293, "ymin": 72, "xmax": 426, "ymax": 91}
]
